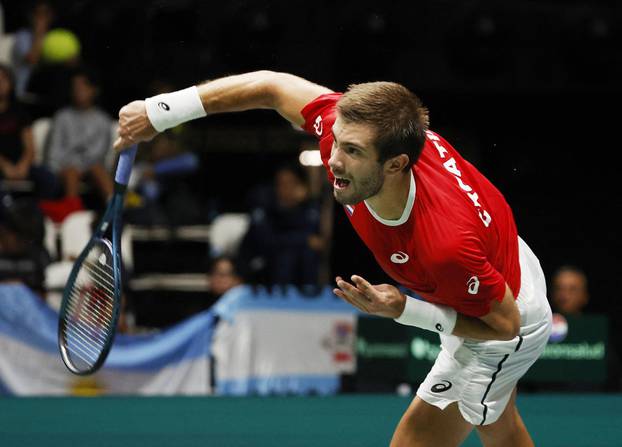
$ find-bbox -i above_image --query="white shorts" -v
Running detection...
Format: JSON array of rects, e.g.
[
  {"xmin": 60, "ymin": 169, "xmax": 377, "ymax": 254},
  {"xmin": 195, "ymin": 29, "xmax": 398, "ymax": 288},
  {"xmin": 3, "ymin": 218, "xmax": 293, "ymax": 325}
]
[{"xmin": 416, "ymin": 237, "xmax": 553, "ymax": 426}]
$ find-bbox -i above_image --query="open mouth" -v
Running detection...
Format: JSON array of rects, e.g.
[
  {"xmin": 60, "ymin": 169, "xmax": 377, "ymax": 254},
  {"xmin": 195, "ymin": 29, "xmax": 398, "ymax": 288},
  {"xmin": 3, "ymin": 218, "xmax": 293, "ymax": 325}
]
[{"xmin": 334, "ymin": 177, "xmax": 351, "ymax": 190}]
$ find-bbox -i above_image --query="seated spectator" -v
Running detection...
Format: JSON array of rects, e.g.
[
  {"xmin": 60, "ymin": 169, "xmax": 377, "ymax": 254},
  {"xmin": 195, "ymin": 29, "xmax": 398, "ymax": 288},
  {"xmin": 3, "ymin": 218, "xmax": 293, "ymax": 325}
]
[
  {"xmin": 206, "ymin": 255, "xmax": 243, "ymax": 305},
  {"xmin": 126, "ymin": 131, "xmax": 200, "ymax": 225},
  {"xmin": 23, "ymin": 24, "xmax": 82, "ymax": 119},
  {"xmin": 11, "ymin": 0, "xmax": 54, "ymax": 98},
  {"xmin": 551, "ymin": 265, "xmax": 590, "ymax": 315},
  {"xmin": 39, "ymin": 69, "xmax": 112, "ymax": 222},
  {"xmin": 550, "ymin": 266, "xmax": 621, "ymax": 392},
  {"xmin": 0, "ymin": 196, "xmax": 49, "ymax": 295},
  {"xmin": 239, "ymin": 163, "xmax": 324, "ymax": 286},
  {"xmin": 0, "ymin": 63, "xmax": 59, "ymax": 199}
]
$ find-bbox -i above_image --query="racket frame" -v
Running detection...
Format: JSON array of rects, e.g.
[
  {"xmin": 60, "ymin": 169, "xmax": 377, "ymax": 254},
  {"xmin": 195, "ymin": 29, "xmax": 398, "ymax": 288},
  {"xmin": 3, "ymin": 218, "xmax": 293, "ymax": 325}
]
[{"xmin": 58, "ymin": 146, "xmax": 136, "ymax": 375}]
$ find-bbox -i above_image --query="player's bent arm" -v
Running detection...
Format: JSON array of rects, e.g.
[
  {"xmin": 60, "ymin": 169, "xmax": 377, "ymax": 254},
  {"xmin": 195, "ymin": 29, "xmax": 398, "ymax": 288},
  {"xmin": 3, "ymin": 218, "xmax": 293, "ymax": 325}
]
[
  {"xmin": 336, "ymin": 275, "xmax": 520, "ymax": 342},
  {"xmin": 395, "ymin": 284, "xmax": 520, "ymax": 341},
  {"xmin": 114, "ymin": 71, "xmax": 331, "ymax": 150},
  {"xmin": 451, "ymin": 285, "xmax": 521, "ymax": 341}
]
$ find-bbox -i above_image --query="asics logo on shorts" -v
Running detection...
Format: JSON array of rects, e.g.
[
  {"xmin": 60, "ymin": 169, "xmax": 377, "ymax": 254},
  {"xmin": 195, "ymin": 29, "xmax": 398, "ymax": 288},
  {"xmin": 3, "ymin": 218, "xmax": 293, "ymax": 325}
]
[
  {"xmin": 467, "ymin": 276, "xmax": 480, "ymax": 295},
  {"xmin": 431, "ymin": 380, "xmax": 452, "ymax": 393},
  {"xmin": 390, "ymin": 251, "xmax": 409, "ymax": 264}
]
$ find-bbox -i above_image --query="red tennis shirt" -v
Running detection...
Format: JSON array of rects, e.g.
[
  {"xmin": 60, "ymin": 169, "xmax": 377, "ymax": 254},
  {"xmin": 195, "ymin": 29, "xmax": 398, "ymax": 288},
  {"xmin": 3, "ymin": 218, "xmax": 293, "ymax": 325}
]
[{"xmin": 301, "ymin": 93, "xmax": 520, "ymax": 317}]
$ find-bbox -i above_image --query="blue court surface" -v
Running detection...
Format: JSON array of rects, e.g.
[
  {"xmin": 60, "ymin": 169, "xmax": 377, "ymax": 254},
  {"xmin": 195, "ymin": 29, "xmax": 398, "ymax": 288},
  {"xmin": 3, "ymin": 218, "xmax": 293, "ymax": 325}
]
[{"xmin": 0, "ymin": 394, "xmax": 620, "ymax": 446}]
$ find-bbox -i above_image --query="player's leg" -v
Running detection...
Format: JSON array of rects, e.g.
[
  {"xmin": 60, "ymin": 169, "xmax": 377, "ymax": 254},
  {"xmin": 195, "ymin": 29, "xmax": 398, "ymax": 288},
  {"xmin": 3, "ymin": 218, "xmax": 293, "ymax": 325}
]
[
  {"xmin": 390, "ymin": 396, "xmax": 472, "ymax": 447},
  {"xmin": 475, "ymin": 388, "xmax": 534, "ymax": 447}
]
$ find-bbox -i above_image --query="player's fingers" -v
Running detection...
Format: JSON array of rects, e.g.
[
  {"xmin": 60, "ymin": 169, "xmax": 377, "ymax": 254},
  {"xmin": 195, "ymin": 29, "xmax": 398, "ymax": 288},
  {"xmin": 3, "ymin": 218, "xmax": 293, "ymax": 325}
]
[
  {"xmin": 113, "ymin": 136, "xmax": 131, "ymax": 152},
  {"xmin": 118, "ymin": 125, "xmax": 130, "ymax": 138},
  {"xmin": 335, "ymin": 279, "xmax": 372, "ymax": 313},
  {"xmin": 334, "ymin": 288, "xmax": 367, "ymax": 313},
  {"xmin": 336, "ymin": 277, "xmax": 370, "ymax": 302},
  {"xmin": 351, "ymin": 275, "xmax": 376, "ymax": 298},
  {"xmin": 334, "ymin": 287, "xmax": 356, "ymax": 306}
]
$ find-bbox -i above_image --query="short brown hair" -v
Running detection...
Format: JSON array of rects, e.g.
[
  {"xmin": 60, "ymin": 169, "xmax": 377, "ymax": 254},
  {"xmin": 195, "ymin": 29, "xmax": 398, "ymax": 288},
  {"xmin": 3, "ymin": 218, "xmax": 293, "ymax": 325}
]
[{"xmin": 337, "ymin": 82, "xmax": 429, "ymax": 170}]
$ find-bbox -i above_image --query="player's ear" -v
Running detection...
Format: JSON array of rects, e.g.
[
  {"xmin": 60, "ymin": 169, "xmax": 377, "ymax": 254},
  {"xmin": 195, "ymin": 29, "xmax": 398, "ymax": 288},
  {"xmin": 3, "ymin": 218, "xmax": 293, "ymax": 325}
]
[{"xmin": 385, "ymin": 154, "xmax": 410, "ymax": 174}]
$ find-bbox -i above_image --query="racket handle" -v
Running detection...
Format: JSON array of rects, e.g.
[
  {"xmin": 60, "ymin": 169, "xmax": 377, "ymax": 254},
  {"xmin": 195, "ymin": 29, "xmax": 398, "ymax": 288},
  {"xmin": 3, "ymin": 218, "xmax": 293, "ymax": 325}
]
[{"xmin": 115, "ymin": 145, "xmax": 138, "ymax": 185}]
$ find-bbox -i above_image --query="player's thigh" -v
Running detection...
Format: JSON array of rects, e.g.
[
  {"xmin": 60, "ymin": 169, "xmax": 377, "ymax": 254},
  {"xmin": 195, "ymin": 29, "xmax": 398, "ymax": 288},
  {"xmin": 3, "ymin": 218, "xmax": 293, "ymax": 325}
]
[
  {"xmin": 390, "ymin": 396, "xmax": 473, "ymax": 447},
  {"xmin": 475, "ymin": 389, "xmax": 533, "ymax": 447}
]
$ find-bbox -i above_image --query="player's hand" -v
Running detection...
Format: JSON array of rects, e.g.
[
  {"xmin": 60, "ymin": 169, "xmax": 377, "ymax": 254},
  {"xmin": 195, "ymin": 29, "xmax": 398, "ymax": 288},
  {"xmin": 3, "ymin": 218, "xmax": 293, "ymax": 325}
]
[
  {"xmin": 114, "ymin": 100, "xmax": 158, "ymax": 151},
  {"xmin": 333, "ymin": 275, "xmax": 406, "ymax": 319}
]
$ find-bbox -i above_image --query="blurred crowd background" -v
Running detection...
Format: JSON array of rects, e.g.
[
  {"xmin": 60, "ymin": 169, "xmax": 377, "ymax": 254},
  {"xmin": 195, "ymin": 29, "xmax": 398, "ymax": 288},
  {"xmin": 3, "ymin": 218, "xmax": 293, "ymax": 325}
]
[{"xmin": 0, "ymin": 0, "xmax": 619, "ymax": 393}]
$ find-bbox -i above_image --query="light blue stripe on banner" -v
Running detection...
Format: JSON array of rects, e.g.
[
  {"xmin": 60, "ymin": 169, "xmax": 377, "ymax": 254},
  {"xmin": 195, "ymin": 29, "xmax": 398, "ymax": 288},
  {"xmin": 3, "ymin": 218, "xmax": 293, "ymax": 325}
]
[
  {"xmin": 0, "ymin": 284, "xmax": 60, "ymax": 355},
  {"xmin": 107, "ymin": 311, "xmax": 214, "ymax": 371},
  {"xmin": 217, "ymin": 374, "xmax": 340, "ymax": 396},
  {"xmin": 0, "ymin": 284, "xmax": 215, "ymax": 371},
  {"xmin": 213, "ymin": 285, "xmax": 358, "ymax": 323}
]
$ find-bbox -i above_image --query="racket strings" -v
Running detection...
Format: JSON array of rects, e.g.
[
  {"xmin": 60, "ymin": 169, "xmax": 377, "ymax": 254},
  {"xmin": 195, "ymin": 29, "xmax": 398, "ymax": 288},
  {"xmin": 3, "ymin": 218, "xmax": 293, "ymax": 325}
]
[{"xmin": 61, "ymin": 242, "xmax": 117, "ymax": 371}]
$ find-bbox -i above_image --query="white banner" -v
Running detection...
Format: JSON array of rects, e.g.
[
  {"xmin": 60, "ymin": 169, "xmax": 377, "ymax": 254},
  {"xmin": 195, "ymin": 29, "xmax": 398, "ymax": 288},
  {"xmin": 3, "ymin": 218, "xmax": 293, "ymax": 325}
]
[{"xmin": 0, "ymin": 284, "xmax": 213, "ymax": 396}]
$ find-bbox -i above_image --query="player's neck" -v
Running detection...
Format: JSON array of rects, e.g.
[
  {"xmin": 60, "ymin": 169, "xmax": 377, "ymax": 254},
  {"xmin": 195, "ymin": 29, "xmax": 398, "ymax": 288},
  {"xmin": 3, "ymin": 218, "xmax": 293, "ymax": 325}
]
[{"xmin": 366, "ymin": 170, "xmax": 412, "ymax": 221}]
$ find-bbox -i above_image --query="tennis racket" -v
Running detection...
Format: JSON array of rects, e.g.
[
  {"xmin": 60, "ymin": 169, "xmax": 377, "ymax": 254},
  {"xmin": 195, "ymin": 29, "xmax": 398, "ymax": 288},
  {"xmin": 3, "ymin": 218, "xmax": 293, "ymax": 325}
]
[{"xmin": 58, "ymin": 145, "xmax": 137, "ymax": 375}]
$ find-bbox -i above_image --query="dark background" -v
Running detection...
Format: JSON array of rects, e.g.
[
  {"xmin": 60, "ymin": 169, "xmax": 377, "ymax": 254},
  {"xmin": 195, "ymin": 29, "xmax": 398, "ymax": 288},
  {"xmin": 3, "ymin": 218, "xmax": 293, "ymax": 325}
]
[{"xmin": 4, "ymin": 0, "xmax": 620, "ymax": 315}]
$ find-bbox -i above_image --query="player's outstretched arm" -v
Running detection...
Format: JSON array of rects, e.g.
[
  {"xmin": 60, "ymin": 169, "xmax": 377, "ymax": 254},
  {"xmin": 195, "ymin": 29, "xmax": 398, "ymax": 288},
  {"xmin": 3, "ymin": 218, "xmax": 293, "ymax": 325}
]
[{"xmin": 114, "ymin": 71, "xmax": 332, "ymax": 150}]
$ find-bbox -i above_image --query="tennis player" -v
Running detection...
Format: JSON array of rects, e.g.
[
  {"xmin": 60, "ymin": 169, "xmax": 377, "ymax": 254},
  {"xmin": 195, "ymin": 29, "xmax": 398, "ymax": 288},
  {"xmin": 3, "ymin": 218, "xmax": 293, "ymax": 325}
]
[{"xmin": 115, "ymin": 71, "xmax": 552, "ymax": 447}]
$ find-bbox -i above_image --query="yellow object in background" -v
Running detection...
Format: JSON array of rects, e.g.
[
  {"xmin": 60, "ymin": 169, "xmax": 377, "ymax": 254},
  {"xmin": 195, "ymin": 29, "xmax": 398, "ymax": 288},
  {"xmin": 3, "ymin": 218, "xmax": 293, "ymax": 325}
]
[{"xmin": 41, "ymin": 28, "xmax": 81, "ymax": 63}]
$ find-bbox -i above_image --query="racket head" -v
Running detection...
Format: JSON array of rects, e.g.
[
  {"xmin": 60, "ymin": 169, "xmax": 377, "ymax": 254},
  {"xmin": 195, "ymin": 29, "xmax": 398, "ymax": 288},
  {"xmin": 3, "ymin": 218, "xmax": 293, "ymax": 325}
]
[{"xmin": 58, "ymin": 236, "xmax": 121, "ymax": 375}]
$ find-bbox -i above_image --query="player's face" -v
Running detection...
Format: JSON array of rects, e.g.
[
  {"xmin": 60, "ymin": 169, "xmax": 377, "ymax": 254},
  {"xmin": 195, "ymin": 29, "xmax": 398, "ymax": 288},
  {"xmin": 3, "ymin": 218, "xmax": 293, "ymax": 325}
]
[{"xmin": 328, "ymin": 117, "xmax": 384, "ymax": 205}]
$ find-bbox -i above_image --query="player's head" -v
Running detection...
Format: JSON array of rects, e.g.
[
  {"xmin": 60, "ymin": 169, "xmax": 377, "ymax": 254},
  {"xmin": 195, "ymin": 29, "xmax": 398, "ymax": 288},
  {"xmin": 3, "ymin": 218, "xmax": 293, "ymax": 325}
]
[
  {"xmin": 338, "ymin": 82, "xmax": 429, "ymax": 169},
  {"xmin": 330, "ymin": 82, "xmax": 429, "ymax": 205},
  {"xmin": 551, "ymin": 265, "xmax": 589, "ymax": 315}
]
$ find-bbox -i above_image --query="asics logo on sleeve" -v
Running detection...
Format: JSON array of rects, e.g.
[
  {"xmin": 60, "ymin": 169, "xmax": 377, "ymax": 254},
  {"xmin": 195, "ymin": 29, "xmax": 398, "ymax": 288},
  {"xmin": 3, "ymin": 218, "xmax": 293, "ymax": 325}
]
[
  {"xmin": 390, "ymin": 251, "xmax": 409, "ymax": 264},
  {"xmin": 158, "ymin": 102, "xmax": 170, "ymax": 111},
  {"xmin": 313, "ymin": 116, "xmax": 323, "ymax": 136},
  {"xmin": 467, "ymin": 276, "xmax": 480, "ymax": 295}
]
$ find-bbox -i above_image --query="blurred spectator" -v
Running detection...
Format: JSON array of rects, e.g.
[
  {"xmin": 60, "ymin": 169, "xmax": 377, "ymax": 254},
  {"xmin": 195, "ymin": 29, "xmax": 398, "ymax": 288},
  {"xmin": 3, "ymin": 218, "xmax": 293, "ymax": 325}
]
[
  {"xmin": 23, "ymin": 24, "xmax": 81, "ymax": 119},
  {"xmin": 239, "ymin": 163, "xmax": 324, "ymax": 286},
  {"xmin": 127, "ymin": 132, "xmax": 200, "ymax": 225},
  {"xmin": 0, "ymin": 196, "xmax": 49, "ymax": 295},
  {"xmin": 39, "ymin": 69, "xmax": 112, "ymax": 222},
  {"xmin": 11, "ymin": 0, "xmax": 54, "ymax": 98},
  {"xmin": 206, "ymin": 255, "xmax": 243, "ymax": 304},
  {"xmin": 0, "ymin": 2, "xmax": 4, "ymax": 37},
  {"xmin": 551, "ymin": 265, "xmax": 590, "ymax": 315},
  {"xmin": 550, "ymin": 266, "xmax": 621, "ymax": 392},
  {"xmin": 0, "ymin": 63, "xmax": 59, "ymax": 199}
]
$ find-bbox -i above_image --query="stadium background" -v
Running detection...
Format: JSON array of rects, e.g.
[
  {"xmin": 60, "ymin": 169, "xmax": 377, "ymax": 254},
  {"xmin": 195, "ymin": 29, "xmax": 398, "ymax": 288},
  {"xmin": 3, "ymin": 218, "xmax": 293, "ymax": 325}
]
[{"xmin": 0, "ymin": 1, "xmax": 621, "ymax": 446}]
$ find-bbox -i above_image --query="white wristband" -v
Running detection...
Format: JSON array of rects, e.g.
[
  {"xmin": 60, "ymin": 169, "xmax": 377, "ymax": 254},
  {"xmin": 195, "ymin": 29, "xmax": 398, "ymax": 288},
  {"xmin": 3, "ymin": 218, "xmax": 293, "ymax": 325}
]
[
  {"xmin": 394, "ymin": 295, "xmax": 457, "ymax": 334},
  {"xmin": 144, "ymin": 86, "xmax": 207, "ymax": 132}
]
